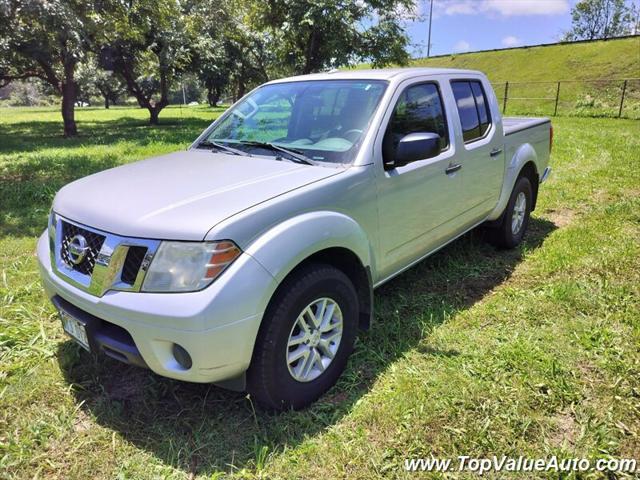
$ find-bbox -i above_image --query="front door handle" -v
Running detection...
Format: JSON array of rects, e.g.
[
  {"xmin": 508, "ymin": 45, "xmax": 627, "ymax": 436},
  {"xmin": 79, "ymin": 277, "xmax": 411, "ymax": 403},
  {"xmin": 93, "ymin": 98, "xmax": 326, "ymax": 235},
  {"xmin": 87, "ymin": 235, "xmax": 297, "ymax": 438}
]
[
  {"xmin": 445, "ymin": 163, "xmax": 462, "ymax": 175},
  {"xmin": 490, "ymin": 148, "xmax": 503, "ymax": 157}
]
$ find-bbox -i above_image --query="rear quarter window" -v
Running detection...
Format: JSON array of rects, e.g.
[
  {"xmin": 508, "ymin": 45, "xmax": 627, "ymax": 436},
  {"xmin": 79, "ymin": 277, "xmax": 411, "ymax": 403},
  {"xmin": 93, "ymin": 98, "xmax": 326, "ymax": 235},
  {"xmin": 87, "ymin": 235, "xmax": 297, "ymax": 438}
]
[{"xmin": 451, "ymin": 80, "xmax": 492, "ymax": 142}]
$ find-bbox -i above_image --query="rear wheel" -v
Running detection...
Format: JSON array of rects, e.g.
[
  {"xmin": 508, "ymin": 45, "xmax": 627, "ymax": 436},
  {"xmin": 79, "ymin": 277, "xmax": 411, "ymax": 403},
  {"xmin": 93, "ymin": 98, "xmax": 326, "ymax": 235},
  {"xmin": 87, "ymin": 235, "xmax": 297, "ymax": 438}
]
[
  {"xmin": 247, "ymin": 263, "xmax": 358, "ymax": 410},
  {"xmin": 489, "ymin": 176, "xmax": 533, "ymax": 248}
]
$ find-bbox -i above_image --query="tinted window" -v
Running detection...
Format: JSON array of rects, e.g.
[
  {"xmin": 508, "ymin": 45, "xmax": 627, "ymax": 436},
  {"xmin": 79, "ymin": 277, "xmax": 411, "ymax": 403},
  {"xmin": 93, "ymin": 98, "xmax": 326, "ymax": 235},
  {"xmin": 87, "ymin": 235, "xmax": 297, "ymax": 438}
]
[
  {"xmin": 382, "ymin": 83, "xmax": 448, "ymax": 163},
  {"xmin": 451, "ymin": 80, "xmax": 491, "ymax": 142},
  {"xmin": 470, "ymin": 81, "xmax": 490, "ymax": 135}
]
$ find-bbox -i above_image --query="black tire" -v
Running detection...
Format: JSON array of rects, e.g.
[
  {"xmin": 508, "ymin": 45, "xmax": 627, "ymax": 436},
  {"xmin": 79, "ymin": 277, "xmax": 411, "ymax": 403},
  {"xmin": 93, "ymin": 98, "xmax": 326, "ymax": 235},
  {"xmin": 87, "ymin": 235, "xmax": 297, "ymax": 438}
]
[
  {"xmin": 489, "ymin": 176, "xmax": 533, "ymax": 249},
  {"xmin": 247, "ymin": 263, "xmax": 359, "ymax": 410}
]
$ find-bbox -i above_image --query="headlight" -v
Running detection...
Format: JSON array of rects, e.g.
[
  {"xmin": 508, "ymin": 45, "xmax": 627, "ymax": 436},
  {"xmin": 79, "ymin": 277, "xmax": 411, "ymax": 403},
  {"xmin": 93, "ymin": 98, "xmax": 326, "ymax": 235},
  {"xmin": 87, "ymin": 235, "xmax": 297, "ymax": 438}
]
[{"xmin": 142, "ymin": 241, "xmax": 241, "ymax": 292}]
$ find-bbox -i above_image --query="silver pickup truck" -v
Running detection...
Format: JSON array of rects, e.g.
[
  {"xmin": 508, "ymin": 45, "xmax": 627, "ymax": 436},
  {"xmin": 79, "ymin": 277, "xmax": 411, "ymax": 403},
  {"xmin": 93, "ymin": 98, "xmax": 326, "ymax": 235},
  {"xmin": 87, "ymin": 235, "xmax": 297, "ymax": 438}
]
[{"xmin": 38, "ymin": 68, "xmax": 552, "ymax": 409}]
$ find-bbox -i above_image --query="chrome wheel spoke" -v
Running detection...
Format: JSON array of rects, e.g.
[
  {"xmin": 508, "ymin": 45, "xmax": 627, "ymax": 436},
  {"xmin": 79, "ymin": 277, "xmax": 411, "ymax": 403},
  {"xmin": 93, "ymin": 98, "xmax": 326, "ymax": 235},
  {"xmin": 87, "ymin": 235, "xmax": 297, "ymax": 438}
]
[
  {"xmin": 327, "ymin": 326, "xmax": 342, "ymax": 339},
  {"xmin": 302, "ymin": 307, "xmax": 316, "ymax": 331},
  {"xmin": 313, "ymin": 349, "xmax": 326, "ymax": 372},
  {"xmin": 297, "ymin": 310, "xmax": 313, "ymax": 335},
  {"xmin": 317, "ymin": 339, "xmax": 336, "ymax": 359},
  {"xmin": 314, "ymin": 298, "xmax": 328, "ymax": 329},
  {"xmin": 319, "ymin": 302, "xmax": 338, "ymax": 332},
  {"xmin": 288, "ymin": 345, "xmax": 309, "ymax": 364},
  {"xmin": 299, "ymin": 348, "xmax": 316, "ymax": 378},
  {"xmin": 288, "ymin": 332, "xmax": 306, "ymax": 347}
]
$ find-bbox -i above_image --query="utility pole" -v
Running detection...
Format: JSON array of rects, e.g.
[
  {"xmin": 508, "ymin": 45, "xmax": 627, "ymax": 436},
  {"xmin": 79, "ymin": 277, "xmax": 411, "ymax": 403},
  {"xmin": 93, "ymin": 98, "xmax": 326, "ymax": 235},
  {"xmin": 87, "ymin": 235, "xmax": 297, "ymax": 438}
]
[{"xmin": 427, "ymin": 0, "xmax": 434, "ymax": 58}]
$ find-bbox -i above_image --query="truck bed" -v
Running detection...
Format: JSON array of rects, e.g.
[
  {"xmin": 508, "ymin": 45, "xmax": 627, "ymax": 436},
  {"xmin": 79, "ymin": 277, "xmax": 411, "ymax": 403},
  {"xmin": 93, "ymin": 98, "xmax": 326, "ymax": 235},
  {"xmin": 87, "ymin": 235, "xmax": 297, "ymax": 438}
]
[{"xmin": 503, "ymin": 116, "xmax": 551, "ymax": 136}]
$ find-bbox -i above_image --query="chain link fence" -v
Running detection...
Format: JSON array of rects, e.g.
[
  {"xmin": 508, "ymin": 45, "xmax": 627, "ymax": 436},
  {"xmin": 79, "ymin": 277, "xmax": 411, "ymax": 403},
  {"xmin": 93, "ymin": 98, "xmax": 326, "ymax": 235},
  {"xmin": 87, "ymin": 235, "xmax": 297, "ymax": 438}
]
[{"xmin": 491, "ymin": 78, "xmax": 640, "ymax": 119}]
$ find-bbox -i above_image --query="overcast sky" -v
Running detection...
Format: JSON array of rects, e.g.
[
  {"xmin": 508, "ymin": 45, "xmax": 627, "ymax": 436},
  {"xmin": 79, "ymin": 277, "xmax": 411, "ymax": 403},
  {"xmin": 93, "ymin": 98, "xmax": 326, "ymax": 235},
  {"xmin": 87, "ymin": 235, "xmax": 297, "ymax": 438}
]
[{"xmin": 404, "ymin": 0, "xmax": 636, "ymax": 57}]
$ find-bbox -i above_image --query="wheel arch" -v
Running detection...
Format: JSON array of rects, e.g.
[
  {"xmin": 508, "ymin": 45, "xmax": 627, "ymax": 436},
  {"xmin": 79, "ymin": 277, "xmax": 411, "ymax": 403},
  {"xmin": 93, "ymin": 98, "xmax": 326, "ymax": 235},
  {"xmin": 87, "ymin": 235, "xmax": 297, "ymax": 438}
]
[
  {"xmin": 487, "ymin": 143, "xmax": 540, "ymax": 222},
  {"xmin": 278, "ymin": 247, "xmax": 373, "ymax": 330},
  {"xmin": 244, "ymin": 211, "xmax": 375, "ymax": 330}
]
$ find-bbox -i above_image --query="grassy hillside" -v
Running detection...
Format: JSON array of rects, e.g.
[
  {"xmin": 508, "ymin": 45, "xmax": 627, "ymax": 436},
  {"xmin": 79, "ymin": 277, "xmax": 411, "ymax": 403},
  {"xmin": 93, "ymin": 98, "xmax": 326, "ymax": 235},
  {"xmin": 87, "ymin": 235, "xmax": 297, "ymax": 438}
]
[
  {"xmin": 356, "ymin": 36, "xmax": 640, "ymax": 118},
  {"xmin": 408, "ymin": 36, "xmax": 640, "ymax": 82}
]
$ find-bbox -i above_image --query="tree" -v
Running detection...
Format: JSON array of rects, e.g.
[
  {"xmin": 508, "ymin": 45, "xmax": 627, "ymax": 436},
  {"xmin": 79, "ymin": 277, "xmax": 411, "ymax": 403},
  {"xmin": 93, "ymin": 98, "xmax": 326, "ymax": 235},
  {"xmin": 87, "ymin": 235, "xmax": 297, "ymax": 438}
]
[
  {"xmin": 189, "ymin": 0, "xmax": 270, "ymax": 106},
  {"xmin": 96, "ymin": 0, "xmax": 194, "ymax": 124},
  {"xmin": 563, "ymin": 0, "xmax": 636, "ymax": 41},
  {"xmin": 75, "ymin": 58, "xmax": 126, "ymax": 108},
  {"xmin": 250, "ymin": 0, "xmax": 415, "ymax": 75},
  {"xmin": 0, "ymin": 0, "xmax": 93, "ymax": 136}
]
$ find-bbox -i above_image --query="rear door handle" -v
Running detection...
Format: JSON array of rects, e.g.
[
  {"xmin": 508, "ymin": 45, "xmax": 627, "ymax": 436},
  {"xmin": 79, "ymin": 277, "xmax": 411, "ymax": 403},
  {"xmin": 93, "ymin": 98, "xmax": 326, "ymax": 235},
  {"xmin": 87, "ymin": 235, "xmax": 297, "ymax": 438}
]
[
  {"xmin": 445, "ymin": 163, "xmax": 462, "ymax": 175},
  {"xmin": 490, "ymin": 148, "xmax": 503, "ymax": 157}
]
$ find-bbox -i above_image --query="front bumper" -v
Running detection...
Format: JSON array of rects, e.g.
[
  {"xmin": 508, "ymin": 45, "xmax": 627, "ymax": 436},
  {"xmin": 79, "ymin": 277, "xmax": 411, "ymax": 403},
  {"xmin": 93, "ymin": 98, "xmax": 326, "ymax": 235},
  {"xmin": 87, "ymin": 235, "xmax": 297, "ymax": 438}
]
[{"xmin": 37, "ymin": 231, "xmax": 276, "ymax": 384}]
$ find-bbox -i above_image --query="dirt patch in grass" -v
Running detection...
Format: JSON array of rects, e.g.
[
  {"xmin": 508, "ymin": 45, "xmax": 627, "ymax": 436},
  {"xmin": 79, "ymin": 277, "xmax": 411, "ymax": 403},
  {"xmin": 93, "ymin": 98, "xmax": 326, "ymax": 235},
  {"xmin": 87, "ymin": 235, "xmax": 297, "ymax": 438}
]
[
  {"xmin": 548, "ymin": 409, "xmax": 579, "ymax": 448},
  {"xmin": 545, "ymin": 208, "xmax": 576, "ymax": 228}
]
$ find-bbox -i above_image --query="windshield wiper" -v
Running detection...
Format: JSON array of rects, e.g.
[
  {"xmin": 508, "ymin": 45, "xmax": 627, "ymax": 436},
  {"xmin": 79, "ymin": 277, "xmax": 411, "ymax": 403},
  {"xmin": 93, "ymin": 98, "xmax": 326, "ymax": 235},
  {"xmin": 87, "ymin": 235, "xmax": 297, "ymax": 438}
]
[
  {"xmin": 237, "ymin": 141, "xmax": 316, "ymax": 165},
  {"xmin": 197, "ymin": 140, "xmax": 249, "ymax": 157}
]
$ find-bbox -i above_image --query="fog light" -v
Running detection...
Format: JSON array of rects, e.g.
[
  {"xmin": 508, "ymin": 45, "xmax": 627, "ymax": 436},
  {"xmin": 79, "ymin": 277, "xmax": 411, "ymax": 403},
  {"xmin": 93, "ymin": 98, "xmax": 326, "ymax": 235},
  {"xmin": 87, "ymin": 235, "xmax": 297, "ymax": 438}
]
[{"xmin": 172, "ymin": 343, "xmax": 192, "ymax": 370}]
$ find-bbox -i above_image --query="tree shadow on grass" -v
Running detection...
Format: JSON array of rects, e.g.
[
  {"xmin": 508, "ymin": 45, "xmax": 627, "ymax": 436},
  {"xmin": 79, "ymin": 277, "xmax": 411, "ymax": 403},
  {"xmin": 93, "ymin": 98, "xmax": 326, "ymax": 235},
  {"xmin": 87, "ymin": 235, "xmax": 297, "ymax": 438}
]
[
  {"xmin": 0, "ymin": 115, "xmax": 213, "ymax": 155},
  {"xmin": 0, "ymin": 153, "xmax": 122, "ymax": 239},
  {"xmin": 58, "ymin": 217, "xmax": 556, "ymax": 477}
]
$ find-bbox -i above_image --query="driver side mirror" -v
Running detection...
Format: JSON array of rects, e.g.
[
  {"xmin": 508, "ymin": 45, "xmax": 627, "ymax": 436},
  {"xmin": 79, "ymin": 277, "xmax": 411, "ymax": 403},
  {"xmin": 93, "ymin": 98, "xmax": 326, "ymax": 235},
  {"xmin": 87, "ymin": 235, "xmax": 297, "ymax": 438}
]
[{"xmin": 385, "ymin": 132, "xmax": 441, "ymax": 170}]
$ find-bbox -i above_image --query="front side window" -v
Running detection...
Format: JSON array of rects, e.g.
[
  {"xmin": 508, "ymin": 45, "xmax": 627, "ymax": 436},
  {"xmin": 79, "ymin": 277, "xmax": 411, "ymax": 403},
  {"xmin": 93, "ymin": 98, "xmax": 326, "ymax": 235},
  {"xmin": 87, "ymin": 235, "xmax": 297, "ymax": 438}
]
[
  {"xmin": 201, "ymin": 80, "xmax": 387, "ymax": 163},
  {"xmin": 451, "ymin": 80, "xmax": 491, "ymax": 142},
  {"xmin": 382, "ymin": 83, "xmax": 449, "ymax": 163}
]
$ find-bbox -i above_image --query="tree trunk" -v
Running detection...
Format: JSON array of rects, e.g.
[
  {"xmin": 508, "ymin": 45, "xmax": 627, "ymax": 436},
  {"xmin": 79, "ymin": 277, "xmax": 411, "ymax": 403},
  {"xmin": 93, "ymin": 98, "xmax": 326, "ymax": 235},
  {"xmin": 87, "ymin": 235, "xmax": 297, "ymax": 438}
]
[
  {"xmin": 60, "ymin": 50, "xmax": 78, "ymax": 137},
  {"xmin": 149, "ymin": 107, "xmax": 160, "ymax": 125},
  {"xmin": 302, "ymin": 26, "xmax": 322, "ymax": 74},
  {"xmin": 104, "ymin": 95, "xmax": 110, "ymax": 109},
  {"xmin": 61, "ymin": 79, "xmax": 77, "ymax": 137},
  {"xmin": 237, "ymin": 80, "xmax": 245, "ymax": 101},
  {"xmin": 207, "ymin": 87, "xmax": 220, "ymax": 107}
]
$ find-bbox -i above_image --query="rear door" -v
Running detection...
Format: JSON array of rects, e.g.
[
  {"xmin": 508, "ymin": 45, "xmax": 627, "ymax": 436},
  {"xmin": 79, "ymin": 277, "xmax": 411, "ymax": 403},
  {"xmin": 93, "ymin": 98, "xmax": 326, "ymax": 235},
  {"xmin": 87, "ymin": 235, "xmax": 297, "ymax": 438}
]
[
  {"xmin": 374, "ymin": 80, "xmax": 467, "ymax": 279},
  {"xmin": 450, "ymin": 79, "xmax": 504, "ymax": 223}
]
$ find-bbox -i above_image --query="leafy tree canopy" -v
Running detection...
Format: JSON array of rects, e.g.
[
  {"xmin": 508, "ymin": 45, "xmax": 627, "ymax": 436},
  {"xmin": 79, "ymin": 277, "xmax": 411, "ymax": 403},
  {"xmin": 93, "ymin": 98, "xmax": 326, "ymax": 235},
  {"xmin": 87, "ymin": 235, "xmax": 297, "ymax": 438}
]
[
  {"xmin": 563, "ymin": 0, "xmax": 637, "ymax": 41},
  {"xmin": 0, "ymin": 0, "xmax": 95, "ymax": 136},
  {"xmin": 251, "ymin": 0, "xmax": 416, "ymax": 74}
]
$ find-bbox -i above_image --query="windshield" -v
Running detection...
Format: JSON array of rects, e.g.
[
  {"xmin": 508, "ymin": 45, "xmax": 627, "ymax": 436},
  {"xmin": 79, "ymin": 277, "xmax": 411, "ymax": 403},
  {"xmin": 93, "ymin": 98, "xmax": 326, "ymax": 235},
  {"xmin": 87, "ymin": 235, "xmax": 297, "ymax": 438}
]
[{"xmin": 201, "ymin": 80, "xmax": 388, "ymax": 164}]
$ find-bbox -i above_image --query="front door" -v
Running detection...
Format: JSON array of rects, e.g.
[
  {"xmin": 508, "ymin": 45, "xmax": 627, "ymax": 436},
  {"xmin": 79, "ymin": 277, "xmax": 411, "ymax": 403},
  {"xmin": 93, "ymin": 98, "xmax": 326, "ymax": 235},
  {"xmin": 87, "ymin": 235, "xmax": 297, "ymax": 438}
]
[{"xmin": 375, "ymin": 81, "xmax": 467, "ymax": 280}]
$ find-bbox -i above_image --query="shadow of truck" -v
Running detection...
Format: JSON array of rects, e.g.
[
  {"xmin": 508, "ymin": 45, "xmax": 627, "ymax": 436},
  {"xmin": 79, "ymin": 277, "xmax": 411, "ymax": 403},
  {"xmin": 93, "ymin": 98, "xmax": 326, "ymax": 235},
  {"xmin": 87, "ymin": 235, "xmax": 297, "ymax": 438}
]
[{"xmin": 58, "ymin": 217, "xmax": 556, "ymax": 476}]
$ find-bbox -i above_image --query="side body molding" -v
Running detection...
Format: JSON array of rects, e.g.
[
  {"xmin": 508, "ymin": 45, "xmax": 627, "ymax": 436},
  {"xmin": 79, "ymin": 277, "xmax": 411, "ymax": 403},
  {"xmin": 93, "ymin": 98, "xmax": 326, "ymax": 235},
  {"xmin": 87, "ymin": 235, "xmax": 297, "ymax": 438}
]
[
  {"xmin": 487, "ymin": 143, "xmax": 538, "ymax": 221},
  {"xmin": 244, "ymin": 211, "xmax": 374, "ymax": 283}
]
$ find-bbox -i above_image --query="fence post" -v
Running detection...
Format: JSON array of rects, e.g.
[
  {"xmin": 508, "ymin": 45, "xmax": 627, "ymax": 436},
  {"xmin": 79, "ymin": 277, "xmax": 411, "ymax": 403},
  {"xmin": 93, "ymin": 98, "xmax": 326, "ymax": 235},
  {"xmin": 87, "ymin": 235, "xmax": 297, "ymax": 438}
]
[
  {"xmin": 618, "ymin": 80, "xmax": 627, "ymax": 118},
  {"xmin": 554, "ymin": 81, "xmax": 561, "ymax": 116},
  {"xmin": 503, "ymin": 81, "xmax": 509, "ymax": 114}
]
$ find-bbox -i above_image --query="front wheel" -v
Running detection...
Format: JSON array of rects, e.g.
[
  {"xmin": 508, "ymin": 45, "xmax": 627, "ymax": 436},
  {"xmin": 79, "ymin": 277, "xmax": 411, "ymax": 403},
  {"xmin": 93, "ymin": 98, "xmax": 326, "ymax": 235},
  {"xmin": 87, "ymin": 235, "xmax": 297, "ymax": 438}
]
[
  {"xmin": 489, "ymin": 176, "xmax": 533, "ymax": 249},
  {"xmin": 247, "ymin": 263, "xmax": 359, "ymax": 410}
]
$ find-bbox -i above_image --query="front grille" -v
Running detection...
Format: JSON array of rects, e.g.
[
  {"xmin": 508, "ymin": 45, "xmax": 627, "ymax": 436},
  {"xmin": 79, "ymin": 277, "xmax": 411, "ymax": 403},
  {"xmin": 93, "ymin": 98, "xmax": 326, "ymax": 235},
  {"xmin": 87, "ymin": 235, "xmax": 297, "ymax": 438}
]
[
  {"xmin": 52, "ymin": 215, "xmax": 160, "ymax": 296},
  {"xmin": 121, "ymin": 246, "xmax": 148, "ymax": 285},
  {"xmin": 60, "ymin": 221, "xmax": 106, "ymax": 275}
]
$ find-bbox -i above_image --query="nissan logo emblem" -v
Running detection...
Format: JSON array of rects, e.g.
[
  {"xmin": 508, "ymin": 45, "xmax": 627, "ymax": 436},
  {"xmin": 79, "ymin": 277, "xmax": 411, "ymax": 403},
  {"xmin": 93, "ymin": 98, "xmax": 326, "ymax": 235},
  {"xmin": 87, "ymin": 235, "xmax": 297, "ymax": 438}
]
[{"xmin": 67, "ymin": 234, "xmax": 89, "ymax": 265}]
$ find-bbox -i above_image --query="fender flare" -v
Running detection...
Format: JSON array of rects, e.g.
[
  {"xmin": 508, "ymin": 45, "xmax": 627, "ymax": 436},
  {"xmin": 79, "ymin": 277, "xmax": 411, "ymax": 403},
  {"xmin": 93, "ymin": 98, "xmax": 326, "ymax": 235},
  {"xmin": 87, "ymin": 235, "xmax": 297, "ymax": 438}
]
[
  {"xmin": 487, "ymin": 143, "xmax": 538, "ymax": 221},
  {"xmin": 244, "ymin": 210, "xmax": 374, "ymax": 283}
]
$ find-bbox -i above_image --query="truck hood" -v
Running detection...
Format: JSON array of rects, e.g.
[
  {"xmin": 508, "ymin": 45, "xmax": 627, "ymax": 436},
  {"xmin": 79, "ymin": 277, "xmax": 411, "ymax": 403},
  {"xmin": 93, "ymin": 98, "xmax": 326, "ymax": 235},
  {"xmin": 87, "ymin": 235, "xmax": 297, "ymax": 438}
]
[{"xmin": 53, "ymin": 150, "xmax": 342, "ymax": 240}]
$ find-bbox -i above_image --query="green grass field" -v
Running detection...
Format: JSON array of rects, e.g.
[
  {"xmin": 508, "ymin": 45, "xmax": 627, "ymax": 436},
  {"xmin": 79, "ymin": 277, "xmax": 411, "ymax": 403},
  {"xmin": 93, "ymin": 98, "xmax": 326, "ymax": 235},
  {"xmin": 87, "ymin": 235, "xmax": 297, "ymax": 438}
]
[{"xmin": 1, "ymin": 106, "xmax": 639, "ymax": 479}]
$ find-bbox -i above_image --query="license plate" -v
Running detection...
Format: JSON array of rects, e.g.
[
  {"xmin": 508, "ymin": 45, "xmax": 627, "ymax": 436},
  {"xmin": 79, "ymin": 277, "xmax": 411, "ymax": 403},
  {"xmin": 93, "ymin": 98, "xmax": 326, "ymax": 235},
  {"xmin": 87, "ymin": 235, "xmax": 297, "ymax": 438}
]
[{"xmin": 59, "ymin": 309, "xmax": 90, "ymax": 351}]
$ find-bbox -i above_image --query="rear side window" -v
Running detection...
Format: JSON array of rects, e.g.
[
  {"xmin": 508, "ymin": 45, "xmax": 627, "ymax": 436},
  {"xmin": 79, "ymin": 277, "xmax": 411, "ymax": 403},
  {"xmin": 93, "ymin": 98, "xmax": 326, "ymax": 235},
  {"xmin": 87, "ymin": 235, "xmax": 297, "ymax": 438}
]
[
  {"xmin": 382, "ymin": 83, "xmax": 449, "ymax": 162},
  {"xmin": 451, "ymin": 80, "xmax": 491, "ymax": 142}
]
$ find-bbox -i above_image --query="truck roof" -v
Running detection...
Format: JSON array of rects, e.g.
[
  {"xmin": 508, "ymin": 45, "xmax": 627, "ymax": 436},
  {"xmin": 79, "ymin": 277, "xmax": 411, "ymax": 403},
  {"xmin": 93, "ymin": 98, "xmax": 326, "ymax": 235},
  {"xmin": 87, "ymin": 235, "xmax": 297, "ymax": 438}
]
[{"xmin": 268, "ymin": 67, "xmax": 484, "ymax": 84}]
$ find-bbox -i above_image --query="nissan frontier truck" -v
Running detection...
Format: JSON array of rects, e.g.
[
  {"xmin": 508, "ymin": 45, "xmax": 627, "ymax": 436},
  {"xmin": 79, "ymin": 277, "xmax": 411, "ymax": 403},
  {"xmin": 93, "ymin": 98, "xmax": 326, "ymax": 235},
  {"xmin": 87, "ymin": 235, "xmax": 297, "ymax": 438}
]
[{"xmin": 38, "ymin": 68, "xmax": 552, "ymax": 409}]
